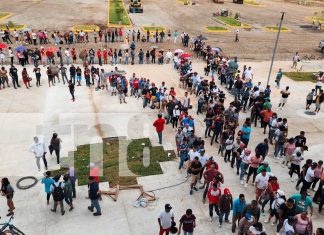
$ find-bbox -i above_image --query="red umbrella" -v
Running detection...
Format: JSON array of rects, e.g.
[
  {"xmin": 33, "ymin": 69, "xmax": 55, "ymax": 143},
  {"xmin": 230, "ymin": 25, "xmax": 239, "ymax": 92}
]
[
  {"xmin": 46, "ymin": 47, "xmax": 58, "ymax": 53},
  {"xmin": 0, "ymin": 43, "xmax": 7, "ymax": 49},
  {"xmin": 180, "ymin": 53, "xmax": 191, "ymax": 59}
]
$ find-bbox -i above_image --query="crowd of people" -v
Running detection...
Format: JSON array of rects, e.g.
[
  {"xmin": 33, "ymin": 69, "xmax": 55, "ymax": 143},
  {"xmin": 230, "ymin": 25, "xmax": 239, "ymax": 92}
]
[{"xmin": 0, "ymin": 27, "xmax": 323, "ymax": 235}]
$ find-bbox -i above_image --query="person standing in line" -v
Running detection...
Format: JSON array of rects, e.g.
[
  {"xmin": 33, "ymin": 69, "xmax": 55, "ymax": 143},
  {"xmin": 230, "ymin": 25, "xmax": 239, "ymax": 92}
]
[
  {"xmin": 63, "ymin": 174, "xmax": 74, "ymax": 211},
  {"xmin": 47, "ymin": 67, "xmax": 54, "ymax": 87},
  {"xmin": 8, "ymin": 47, "xmax": 14, "ymax": 65},
  {"xmin": 178, "ymin": 209, "xmax": 196, "ymax": 235},
  {"xmin": 153, "ymin": 114, "xmax": 166, "ymax": 145},
  {"xmin": 88, "ymin": 176, "xmax": 101, "ymax": 216},
  {"xmin": 219, "ymin": 187, "xmax": 233, "ymax": 228},
  {"xmin": 275, "ymin": 68, "xmax": 283, "ymax": 88},
  {"xmin": 278, "ymin": 86, "xmax": 291, "ymax": 110},
  {"xmin": 68, "ymin": 80, "xmax": 75, "ymax": 102},
  {"xmin": 28, "ymin": 136, "xmax": 48, "ymax": 171},
  {"xmin": 173, "ymin": 30, "xmax": 178, "ymax": 44},
  {"xmin": 50, "ymin": 175, "xmax": 65, "ymax": 216},
  {"xmin": 9, "ymin": 64, "xmax": 20, "ymax": 89},
  {"xmin": 59, "ymin": 65, "xmax": 68, "ymax": 84},
  {"xmin": 292, "ymin": 52, "xmax": 300, "ymax": 69},
  {"xmin": 158, "ymin": 204, "xmax": 174, "ymax": 235},
  {"xmin": 50, "ymin": 133, "xmax": 62, "ymax": 164},
  {"xmin": 41, "ymin": 171, "xmax": 55, "ymax": 205},
  {"xmin": 22, "ymin": 67, "xmax": 31, "ymax": 89},
  {"xmin": 232, "ymin": 194, "xmax": 246, "ymax": 233},
  {"xmin": 235, "ymin": 29, "xmax": 239, "ymax": 42},
  {"xmin": 1, "ymin": 178, "xmax": 15, "ymax": 216},
  {"xmin": 306, "ymin": 89, "xmax": 316, "ymax": 110},
  {"xmin": 314, "ymin": 89, "xmax": 324, "ymax": 114},
  {"xmin": 33, "ymin": 66, "xmax": 41, "ymax": 87},
  {"xmin": 68, "ymin": 166, "xmax": 77, "ymax": 198}
]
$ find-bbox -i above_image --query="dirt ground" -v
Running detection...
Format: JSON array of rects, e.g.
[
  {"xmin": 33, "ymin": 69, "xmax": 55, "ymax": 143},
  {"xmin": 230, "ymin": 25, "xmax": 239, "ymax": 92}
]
[{"xmin": 1, "ymin": 0, "xmax": 324, "ymax": 60}]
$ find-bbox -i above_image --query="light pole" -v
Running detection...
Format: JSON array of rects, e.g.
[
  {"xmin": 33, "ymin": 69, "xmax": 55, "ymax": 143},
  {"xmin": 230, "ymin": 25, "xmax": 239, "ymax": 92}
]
[{"xmin": 267, "ymin": 12, "xmax": 285, "ymax": 86}]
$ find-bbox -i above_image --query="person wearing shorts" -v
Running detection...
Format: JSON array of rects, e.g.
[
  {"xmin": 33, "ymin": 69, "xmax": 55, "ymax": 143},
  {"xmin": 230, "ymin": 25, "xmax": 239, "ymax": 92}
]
[
  {"xmin": 189, "ymin": 157, "xmax": 202, "ymax": 195},
  {"xmin": 314, "ymin": 89, "xmax": 324, "ymax": 114},
  {"xmin": 278, "ymin": 86, "xmax": 290, "ymax": 110},
  {"xmin": 76, "ymin": 66, "xmax": 82, "ymax": 86}
]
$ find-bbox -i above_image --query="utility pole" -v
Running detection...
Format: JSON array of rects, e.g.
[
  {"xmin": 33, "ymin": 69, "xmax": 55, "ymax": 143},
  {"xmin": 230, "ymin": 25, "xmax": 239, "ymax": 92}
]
[{"xmin": 267, "ymin": 12, "xmax": 285, "ymax": 86}]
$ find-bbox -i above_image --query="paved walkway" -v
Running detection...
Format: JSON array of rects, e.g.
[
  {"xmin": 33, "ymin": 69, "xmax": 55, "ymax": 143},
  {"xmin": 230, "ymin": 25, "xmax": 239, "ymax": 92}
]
[{"xmin": 0, "ymin": 60, "xmax": 323, "ymax": 234}]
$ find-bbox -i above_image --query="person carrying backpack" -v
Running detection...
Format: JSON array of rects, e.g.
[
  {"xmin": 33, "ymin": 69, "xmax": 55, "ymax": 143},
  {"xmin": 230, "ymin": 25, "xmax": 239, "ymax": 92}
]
[{"xmin": 50, "ymin": 175, "xmax": 65, "ymax": 215}]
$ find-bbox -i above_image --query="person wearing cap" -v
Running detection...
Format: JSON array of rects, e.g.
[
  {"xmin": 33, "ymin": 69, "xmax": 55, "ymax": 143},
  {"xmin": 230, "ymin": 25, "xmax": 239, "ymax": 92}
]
[
  {"xmin": 178, "ymin": 209, "xmax": 196, "ymax": 235},
  {"xmin": 219, "ymin": 188, "xmax": 233, "ymax": 228},
  {"xmin": 232, "ymin": 194, "xmax": 246, "ymax": 233},
  {"xmin": 238, "ymin": 213, "xmax": 255, "ymax": 235},
  {"xmin": 257, "ymin": 160, "xmax": 271, "ymax": 174},
  {"xmin": 158, "ymin": 204, "xmax": 174, "ymax": 235},
  {"xmin": 153, "ymin": 114, "xmax": 166, "ymax": 145}
]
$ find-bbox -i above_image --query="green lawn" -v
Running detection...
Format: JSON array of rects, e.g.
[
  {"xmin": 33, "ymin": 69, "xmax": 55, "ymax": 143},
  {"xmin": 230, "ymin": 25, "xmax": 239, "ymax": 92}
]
[
  {"xmin": 265, "ymin": 26, "xmax": 288, "ymax": 31},
  {"xmin": 244, "ymin": 0, "xmax": 261, "ymax": 5},
  {"xmin": 109, "ymin": 0, "xmax": 131, "ymax": 25},
  {"xmin": 216, "ymin": 16, "xmax": 242, "ymax": 27},
  {"xmin": 206, "ymin": 26, "xmax": 228, "ymax": 31},
  {"xmin": 72, "ymin": 25, "xmax": 98, "ymax": 32},
  {"xmin": 51, "ymin": 138, "xmax": 175, "ymax": 186},
  {"xmin": 0, "ymin": 12, "xmax": 10, "ymax": 20},
  {"xmin": 0, "ymin": 24, "xmax": 25, "ymax": 30},
  {"xmin": 283, "ymin": 72, "xmax": 316, "ymax": 82},
  {"xmin": 311, "ymin": 16, "xmax": 324, "ymax": 23}
]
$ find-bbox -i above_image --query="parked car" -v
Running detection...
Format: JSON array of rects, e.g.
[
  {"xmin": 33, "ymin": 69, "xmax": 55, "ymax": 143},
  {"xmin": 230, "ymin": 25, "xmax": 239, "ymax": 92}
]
[{"xmin": 319, "ymin": 40, "xmax": 324, "ymax": 53}]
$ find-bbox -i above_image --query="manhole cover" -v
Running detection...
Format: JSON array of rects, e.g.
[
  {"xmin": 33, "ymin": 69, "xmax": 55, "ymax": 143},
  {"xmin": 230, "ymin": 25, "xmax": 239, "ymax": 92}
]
[{"xmin": 304, "ymin": 111, "xmax": 316, "ymax": 115}]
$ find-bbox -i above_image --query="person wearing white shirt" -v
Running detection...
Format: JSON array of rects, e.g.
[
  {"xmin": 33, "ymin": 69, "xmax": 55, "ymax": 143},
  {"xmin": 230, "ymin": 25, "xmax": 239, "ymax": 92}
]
[
  {"xmin": 244, "ymin": 67, "xmax": 253, "ymax": 80},
  {"xmin": 240, "ymin": 149, "xmax": 251, "ymax": 184},
  {"xmin": 158, "ymin": 204, "xmax": 174, "ymax": 233},
  {"xmin": 28, "ymin": 136, "xmax": 48, "ymax": 171},
  {"xmin": 255, "ymin": 169, "xmax": 273, "ymax": 201},
  {"xmin": 301, "ymin": 162, "xmax": 317, "ymax": 192},
  {"xmin": 166, "ymin": 49, "xmax": 172, "ymax": 64},
  {"xmin": 188, "ymin": 147, "xmax": 199, "ymax": 161},
  {"xmin": 65, "ymin": 48, "xmax": 71, "ymax": 65}
]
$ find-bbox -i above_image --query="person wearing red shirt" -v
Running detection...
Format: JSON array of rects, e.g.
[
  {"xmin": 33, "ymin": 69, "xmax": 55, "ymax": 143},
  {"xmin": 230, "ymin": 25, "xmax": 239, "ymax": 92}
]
[
  {"xmin": 133, "ymin": 78, "xmax": 139, "ymax": 97},
  {"xmin": 169, "ymin": 87, "xmax": 176, "ymax": 97},
  {"xmin": 97, "ymin": 49, "xmax": 102, "ymax": 66},
  {"xmin": 207, "ymin": 183, "xmax": 221, "ymax": 222},
  {"xmin": 103, "ymin": 49, "xmax": 108, "ymax": 64},
  {"xmin": 153, "ymin": 114, "xmax": 165, "ymax": 144},
  {"xmin": 260, "ymin": 107, "xmax": 273, "ymax": 134}
]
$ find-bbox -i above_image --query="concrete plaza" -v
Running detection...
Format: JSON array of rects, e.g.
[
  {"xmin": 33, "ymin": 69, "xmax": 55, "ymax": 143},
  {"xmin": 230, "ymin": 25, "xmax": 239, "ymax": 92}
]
[{"xmin": 0, "ymin": 60, "xmax": 323, "ymax": 234}]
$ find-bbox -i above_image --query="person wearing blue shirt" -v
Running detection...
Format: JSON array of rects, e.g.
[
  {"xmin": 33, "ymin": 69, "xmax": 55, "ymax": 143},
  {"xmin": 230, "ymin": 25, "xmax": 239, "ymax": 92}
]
[
  {"xmin": 232, "ymin": 194, "xmax": 246, "ymax": 233},
  {"xmin": 290, "ymin": 190, "xmax": 313, "ymax": 215},
  {"xmin": 41, "ymin": 171, "xmax": 55, "ymax": 205},
  {"xmin": 241, "ymin": 122, "xmax": 251, "ymax": 147},
  {"xmin": 178, "ymin": 139, "xmax": 189, "ymax": 169}
]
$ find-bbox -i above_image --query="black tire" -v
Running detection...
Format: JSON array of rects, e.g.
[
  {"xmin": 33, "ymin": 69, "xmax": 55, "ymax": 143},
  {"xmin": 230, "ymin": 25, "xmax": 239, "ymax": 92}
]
[
  {"xmin": 321, "ymin": 47, "xmax": 324, "ymax": 53},
  {"xmin": 16, "ymin": 176, "xmax": 38, "ymax": 190}
]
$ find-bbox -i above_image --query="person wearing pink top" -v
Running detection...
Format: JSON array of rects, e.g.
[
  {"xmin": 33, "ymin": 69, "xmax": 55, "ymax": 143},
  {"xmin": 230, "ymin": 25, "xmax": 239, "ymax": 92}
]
[
  {"xmin": 294, "ymin": 212, "xmax": 312, "ymax": 235},
  {"xmin": 311, "ymin": 160, "xmax": 323, "ymax": 191},
  {"xmin": 283, "ymin": 138, "xmax": 296, "ymax": 167},
  {"xmin": 245, "ymin": 153, "xmax": 262, "ymax": 187}
]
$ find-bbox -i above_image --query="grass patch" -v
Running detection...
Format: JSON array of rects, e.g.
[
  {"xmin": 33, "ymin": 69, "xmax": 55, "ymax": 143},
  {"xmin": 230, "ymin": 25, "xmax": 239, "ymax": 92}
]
[
  {"xmin": 0, "ymin": 13, "xmax": 11, "ymax": 20},
  {"xmin": 0, "ymin": 24, "xmax": 25, "ymax": 30},
  {"xmin": 51, "ymin": 138, "xmax": 175, "ymax": 186},
  {"xmin": 265, "ymin": 26, "xmax": 288, "ymax": 31},
  {"xmin": 283, "ymin": 72, "xmax": 315, "ymax": 82},
  {"xmin": 310, "ymin": 16, "xmax": 324, "ymax": 23},
  {"xmin": 216, "ymin": 16, "xmax": 242, "ymax": 27},
  {"xmin": 109, "ymin": 0, "xmax": 131, "ymax": 26},
  {"xmin": 177, "ymin": 0, "xmax": 190, "ymax": 4},
  {"xmin": 72, "ymin": 25, "xmax": 99, "ymax": 32},
  {"xmin": 245, "ymin": 0, "xmax": 262, "ymax": 5},
  {"xmin": 206, "ymin": 26, "xmax": 228, "ymax": 31}
]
